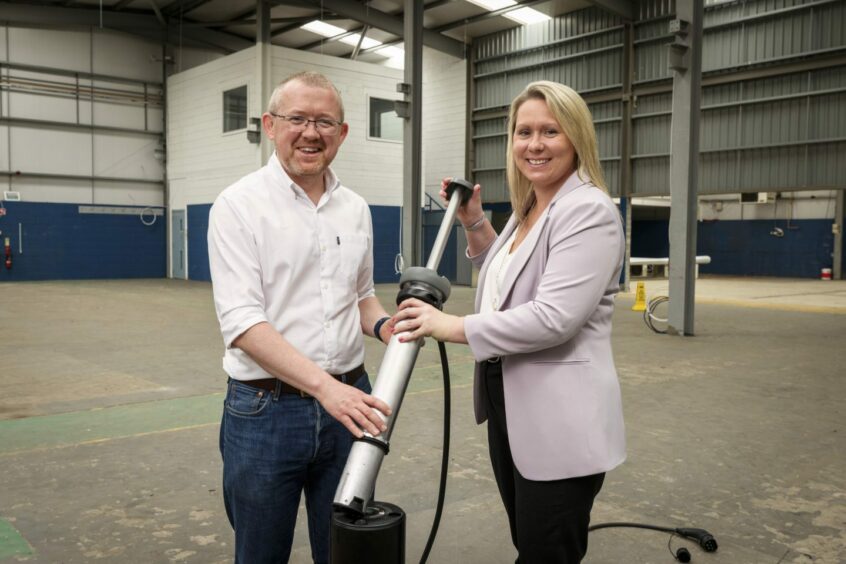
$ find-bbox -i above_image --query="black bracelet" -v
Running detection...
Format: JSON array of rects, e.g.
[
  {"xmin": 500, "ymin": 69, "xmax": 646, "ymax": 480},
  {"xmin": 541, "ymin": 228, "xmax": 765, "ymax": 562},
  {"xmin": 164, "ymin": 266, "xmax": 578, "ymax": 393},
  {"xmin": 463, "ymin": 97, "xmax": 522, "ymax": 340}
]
[{"xmin": 373, "ymin": 316, "xmax": 391, "ymax": 343}]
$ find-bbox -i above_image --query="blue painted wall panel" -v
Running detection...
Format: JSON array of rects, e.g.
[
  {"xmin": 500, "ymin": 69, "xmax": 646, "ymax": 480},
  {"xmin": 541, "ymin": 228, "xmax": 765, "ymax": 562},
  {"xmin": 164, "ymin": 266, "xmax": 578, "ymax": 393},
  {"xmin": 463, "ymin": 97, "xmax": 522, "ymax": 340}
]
[
  {"xmin": 0, "ymin": 201, "xmax": 165, "ymax": 282},
  {"xmin": 631, "ymin": 220, "xmax": 670, "ymax": 258},
  {"xmin": 370, "ymin": 205, "xmax": 401, "ymax": 284},
  {"xmin": 188, "ymin": 204, "xmax": 402, "ymax": 284},
  {"xmin": 633, "ymin": 219, "xmax": 835, "ymax": 278},
  {"xmin": 187, "ymin": 204, "xmax": 212, "ymax": 282},
  {"xmin": 422, "ymin": 209, "xmax": 458, "ymax": 282}
]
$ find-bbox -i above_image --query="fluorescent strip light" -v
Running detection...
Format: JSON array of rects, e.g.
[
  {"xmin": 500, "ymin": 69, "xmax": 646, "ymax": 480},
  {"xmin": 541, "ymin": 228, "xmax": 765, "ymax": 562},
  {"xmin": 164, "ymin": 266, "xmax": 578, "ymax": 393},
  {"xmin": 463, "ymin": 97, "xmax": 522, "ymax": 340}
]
[
  {"xmin": 339, "ymin": 34, "xmax": 382, "ymax": 50},
  {"xmin": 301, "ymin": 20, "xmax": 347, "ymax": 37},
  {"xmin": 504, "ymin": 7, "xmax": 551, "ymax": 25},
  {"xmin": 302, "ymin": 20, "xmax": 388, "ymax": 54},
  {"xmin": 465, "ymin": 0, "xmax": 550, "ymax": 26},
  {"xmin": 466, "ymin": 0, "xmax": 514, "ymax": 9},
  {"xmin": 375, "ymin": 45, "xmax": 404, "ymax": 59}
]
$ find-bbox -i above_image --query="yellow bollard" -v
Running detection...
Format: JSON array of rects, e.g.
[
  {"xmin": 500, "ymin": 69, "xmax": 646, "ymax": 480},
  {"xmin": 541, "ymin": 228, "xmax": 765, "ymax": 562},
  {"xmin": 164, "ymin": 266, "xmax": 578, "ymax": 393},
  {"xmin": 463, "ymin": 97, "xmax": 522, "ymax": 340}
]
[{"xmin": 632, "ymin": 281, "xmax": 647, "ymax": 311}]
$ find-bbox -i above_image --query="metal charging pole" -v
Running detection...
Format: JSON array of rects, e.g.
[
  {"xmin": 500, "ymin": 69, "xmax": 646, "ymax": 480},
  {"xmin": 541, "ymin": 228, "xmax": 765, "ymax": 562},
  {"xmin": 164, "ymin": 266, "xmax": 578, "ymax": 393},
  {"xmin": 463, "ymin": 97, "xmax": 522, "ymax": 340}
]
[{"xmin": 330, "ymin": 179, "xmax": 473, "ymax": 564}]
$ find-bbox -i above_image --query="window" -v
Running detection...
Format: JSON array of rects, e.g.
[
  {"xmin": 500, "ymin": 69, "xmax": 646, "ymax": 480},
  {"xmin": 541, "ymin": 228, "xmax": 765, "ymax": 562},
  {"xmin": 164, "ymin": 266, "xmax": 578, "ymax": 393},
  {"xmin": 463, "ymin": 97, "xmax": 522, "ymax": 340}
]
[
  {"xmin": 369, "ymin": 97, "xmax": 402, "ymax": 142},
  {"xmin": 223, "ymin": 86, "xmax": 248, "ymax": 132}
]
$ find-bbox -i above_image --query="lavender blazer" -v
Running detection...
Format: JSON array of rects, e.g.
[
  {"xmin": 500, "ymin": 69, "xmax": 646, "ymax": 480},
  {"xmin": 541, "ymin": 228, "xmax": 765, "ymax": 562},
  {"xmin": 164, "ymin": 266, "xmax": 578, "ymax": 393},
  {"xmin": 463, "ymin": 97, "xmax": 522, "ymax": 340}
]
[{"xmin": 463, "ymin": 172, "xmax": 626, "ymax": 481}]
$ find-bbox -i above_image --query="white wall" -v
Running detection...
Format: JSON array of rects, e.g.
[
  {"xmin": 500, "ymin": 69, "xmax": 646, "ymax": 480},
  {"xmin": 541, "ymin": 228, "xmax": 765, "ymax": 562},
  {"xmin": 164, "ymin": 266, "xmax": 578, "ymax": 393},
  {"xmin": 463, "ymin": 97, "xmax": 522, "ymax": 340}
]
[
  {"xmin": 422, "ymin": 47, "xmax": 467, "ymax": 204},
  {"xmin": 166, "ymin": 46, "xmax": 259, "ymax": 212},
  {"xmin": 698, "ymin": 191, "xmax": 840, "ymax": 221},
  {"xmin": 172, "ymin": 46, "xmax": 226, "ymax": 74},
  {"xmin": 2, "ymin": 24, "xmax": 167, "ymax": 206},
  {"xmin": 0, "ymin": 24, "xmax": 5, "ymax": 175}
]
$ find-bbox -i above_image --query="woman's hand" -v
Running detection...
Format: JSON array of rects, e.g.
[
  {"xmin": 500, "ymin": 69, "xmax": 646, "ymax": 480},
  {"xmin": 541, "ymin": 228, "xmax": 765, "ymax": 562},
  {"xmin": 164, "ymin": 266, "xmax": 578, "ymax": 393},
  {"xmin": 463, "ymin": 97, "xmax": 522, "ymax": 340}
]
[
  {"xmin": 392, "ymin": 298, "xmax": 467, "ymax": 344},
  {"xmin": 441, "ymin": 177, "xmax": 484, "ymax": 229}
]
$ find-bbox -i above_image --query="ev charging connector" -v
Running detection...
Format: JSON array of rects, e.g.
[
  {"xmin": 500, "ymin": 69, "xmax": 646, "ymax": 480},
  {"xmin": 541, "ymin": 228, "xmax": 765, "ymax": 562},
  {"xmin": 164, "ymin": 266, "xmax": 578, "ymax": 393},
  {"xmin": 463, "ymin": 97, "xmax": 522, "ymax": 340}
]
[{"xmin": 330, "ymin": 178, "xmax": 474, "ymax": 564}]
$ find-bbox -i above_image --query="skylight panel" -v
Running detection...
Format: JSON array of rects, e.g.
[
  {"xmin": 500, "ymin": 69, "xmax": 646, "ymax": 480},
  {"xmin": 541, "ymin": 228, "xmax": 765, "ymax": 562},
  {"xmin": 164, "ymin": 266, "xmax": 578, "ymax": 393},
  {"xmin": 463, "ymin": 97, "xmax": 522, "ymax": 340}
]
[
  {"xmin": 339, "ymin": 34, "xmax": 382, "ymax": 50},
  {"xmin": 505, "ymin": 7, "xmax": 551, "ymax": 25},
  {"xmin": 301, "ymin": 20, "xmax": 347, "ymax": 38},
  {"xmin": 465, "ymin": 0, "xmax": 551, "ymax": 26},
  {"xmin": 466, "ymin": 0, "xmax": 514, "ymax": 9},
  {"xmin": 375, "ymin": 45, "xmax": 404, "ymax": 59}
]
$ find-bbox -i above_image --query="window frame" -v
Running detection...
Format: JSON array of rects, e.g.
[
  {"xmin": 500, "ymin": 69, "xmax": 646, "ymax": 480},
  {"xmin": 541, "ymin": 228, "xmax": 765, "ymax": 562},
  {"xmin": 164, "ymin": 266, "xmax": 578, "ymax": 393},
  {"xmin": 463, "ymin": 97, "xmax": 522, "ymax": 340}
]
[
  {"xmin": 366, "ymin": 95, "xmax": 403, "ymax": 144},
  {"xmin": 222, "ymin": 85, "xmax": 249, "ymax": 134}
]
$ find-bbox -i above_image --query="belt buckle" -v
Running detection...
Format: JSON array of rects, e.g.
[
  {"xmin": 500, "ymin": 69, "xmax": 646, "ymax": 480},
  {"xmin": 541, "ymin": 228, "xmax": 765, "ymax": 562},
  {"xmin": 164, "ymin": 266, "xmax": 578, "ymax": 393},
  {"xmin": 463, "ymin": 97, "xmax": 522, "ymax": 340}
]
[
  {"xmin": 299, "ymin": 389, "xmax": 310, "ymax": 398},
  {"xmin": 488, "ymin": 356, "xmax": 501, "ymax": 364}
]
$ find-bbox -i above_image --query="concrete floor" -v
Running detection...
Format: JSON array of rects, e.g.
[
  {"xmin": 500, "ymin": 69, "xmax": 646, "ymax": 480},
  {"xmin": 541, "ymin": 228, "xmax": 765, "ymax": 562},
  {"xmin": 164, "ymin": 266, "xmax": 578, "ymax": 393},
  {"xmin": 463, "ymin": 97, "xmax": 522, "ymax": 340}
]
[{"xmin": 1, "ymin": 277, "xmax": 844, "ymax": 564}]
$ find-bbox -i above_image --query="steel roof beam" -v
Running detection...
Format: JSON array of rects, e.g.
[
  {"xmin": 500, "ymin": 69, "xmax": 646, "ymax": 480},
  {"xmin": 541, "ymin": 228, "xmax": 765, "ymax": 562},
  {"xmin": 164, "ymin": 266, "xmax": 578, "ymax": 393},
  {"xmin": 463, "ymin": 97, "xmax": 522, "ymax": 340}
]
[
  {"xmin": 0, "ymin": 4, "xmax": 253, "ymax": 53},
  {"xmin": 161, "ymin": 0, "xmax": 215, "ymax": 17},
  {"xmin": 587, "ymin": 0, "xmax": 632, "ymax": 20}
]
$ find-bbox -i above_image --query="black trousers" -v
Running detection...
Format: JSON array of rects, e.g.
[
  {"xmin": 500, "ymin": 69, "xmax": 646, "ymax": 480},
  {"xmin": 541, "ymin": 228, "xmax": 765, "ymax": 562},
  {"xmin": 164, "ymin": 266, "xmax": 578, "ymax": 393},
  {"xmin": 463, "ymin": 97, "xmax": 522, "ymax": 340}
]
[{"xmin": 484, "ymin": 360, "xmax": 605, "ymax": 564}]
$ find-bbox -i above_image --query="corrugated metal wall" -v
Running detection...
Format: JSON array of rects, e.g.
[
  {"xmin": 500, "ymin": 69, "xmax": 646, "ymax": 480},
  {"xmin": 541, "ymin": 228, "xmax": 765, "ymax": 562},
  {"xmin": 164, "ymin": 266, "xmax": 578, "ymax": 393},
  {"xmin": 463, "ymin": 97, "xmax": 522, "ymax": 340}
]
[
  {"xmin": 633, "ymin": 64, "xmax": 846, "ymax": 195},
  {"xmin": 471, "ymin": 7, "xmax": 626, "ymax": 201},
  {"xmin": 471, "ymin": 0, "xmax": 846, "ymax": 200}
]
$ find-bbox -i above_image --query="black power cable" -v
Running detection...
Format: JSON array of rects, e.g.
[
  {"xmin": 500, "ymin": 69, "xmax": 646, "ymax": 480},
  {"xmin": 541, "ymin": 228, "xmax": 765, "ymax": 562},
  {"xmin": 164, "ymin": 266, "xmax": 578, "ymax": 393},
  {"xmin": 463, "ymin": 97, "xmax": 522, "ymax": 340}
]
[
  {"xmin": 589, "ymin": 521, "xmax": 718, "ymax": 553},
  {"xmin": 418, "ymin": 340, "xmax": 451, "ymax": 564}
]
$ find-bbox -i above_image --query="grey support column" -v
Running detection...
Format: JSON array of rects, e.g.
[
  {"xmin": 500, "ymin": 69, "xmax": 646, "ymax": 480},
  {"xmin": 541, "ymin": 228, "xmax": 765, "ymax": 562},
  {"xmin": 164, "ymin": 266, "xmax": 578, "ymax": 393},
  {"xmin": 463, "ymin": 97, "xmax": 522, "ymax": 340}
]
[
  {"xmin": 667, "ymin": 0, "xmax": 703, "ymax": 336},
  {"xmin": 161, "ymin": 37, "xmax": 171, "ymax": 278},
  {"xmin": 620, "ymin": 22, "xmax": 634, "ymax": 292},
  {"xmin": 401, "ymin": 0, "xmax": 424, "ymax": 269},
  {"xmin": 256, "ymin": 0, "xmax": 272, "ymax": 165},
  {"xmin": 834, "ymin": 189, "xmax": 844, "ymax": 280}
]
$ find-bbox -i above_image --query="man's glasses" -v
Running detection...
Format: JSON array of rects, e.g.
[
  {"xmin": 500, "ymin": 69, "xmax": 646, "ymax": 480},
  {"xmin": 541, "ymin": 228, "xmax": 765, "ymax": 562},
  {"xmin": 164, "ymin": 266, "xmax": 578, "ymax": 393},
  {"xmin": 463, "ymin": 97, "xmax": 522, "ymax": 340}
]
[{"xmin": 270, "ymin": 113, "xmax": 342, "ymax": 135}]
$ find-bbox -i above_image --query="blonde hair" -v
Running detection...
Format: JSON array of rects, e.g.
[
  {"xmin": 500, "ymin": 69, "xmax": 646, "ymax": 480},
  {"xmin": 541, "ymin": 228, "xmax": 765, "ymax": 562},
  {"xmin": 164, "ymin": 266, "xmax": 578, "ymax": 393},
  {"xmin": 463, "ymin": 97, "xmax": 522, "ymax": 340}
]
[
  {"xmin": 505, "ymin": 81, "xmax": 607, "ymax": 221},
  {"xmin": 267, "ymin": 71, "xmax": 345, "ymax": 122}
]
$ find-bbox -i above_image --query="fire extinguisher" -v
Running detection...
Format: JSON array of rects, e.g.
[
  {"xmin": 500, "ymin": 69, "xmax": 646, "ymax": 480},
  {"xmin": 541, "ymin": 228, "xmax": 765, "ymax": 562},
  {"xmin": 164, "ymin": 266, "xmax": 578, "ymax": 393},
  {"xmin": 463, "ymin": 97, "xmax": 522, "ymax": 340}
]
[{"xmin": 4, "ymin": 237, "xmax": 11, "ymax": 270}]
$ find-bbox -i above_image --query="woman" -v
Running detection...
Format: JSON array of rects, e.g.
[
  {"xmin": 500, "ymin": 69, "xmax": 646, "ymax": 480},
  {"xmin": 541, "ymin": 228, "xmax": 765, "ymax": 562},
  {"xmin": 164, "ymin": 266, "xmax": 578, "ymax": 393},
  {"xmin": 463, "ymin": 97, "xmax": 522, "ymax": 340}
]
[{"xmin": 392, "ymin": 81, "xmax": 626, "ymax": 563}]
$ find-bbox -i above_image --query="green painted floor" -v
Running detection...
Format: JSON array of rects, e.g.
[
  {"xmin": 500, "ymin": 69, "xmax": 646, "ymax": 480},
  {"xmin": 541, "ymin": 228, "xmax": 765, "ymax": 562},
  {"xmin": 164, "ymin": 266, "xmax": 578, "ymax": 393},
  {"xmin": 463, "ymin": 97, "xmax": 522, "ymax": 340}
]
[
  {"xmin": 0, "ymin": 394, "xmax": 223, "ymax": 456},
  {"xmin": 0, "ymin": 357, "xmax": 476, "ymax": 458},
  {"xmin": 0, "ymin": 520, "xmax": 31, "ymax": 559}
]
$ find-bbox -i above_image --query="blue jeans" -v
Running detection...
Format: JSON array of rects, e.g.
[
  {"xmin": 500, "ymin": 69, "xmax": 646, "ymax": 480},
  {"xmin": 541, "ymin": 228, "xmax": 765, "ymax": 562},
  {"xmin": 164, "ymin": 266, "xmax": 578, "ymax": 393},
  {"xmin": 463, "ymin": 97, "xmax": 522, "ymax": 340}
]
[{"xmin": 220, "ymin": 374, "xmax": 370, "ymax": 564}]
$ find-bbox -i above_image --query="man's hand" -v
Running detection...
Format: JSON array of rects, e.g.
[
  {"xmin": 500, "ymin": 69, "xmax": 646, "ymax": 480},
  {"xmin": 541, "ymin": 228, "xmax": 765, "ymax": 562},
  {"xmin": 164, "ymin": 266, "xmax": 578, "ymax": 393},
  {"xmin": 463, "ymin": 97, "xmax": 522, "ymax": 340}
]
[
  {"xmin": 314, "ymin": 377, "xmax": 392, "ymax": 438},
  {"xmin": 378, "ymin": 316, "xmax": 396, "ymax": 344},
  {"xmin": 232, "ymin": 323, "xmax": 392, "ymax": 438}
]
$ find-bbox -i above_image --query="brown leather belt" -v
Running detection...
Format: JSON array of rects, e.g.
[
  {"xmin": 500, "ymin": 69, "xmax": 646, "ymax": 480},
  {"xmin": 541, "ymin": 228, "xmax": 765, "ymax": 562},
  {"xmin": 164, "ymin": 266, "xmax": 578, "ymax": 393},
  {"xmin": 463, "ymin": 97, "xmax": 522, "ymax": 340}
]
[{"xmin": 240, "ymin": 364, "xmax": 365, "ymax": 398}]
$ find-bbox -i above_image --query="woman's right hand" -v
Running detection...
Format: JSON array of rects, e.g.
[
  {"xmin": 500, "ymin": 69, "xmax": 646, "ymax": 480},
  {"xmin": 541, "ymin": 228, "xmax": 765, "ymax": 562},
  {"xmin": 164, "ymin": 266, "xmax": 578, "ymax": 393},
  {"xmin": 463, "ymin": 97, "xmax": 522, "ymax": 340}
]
[{"xmin": 440, "ymin": 177, "xmax": 484, "ymax": 229}]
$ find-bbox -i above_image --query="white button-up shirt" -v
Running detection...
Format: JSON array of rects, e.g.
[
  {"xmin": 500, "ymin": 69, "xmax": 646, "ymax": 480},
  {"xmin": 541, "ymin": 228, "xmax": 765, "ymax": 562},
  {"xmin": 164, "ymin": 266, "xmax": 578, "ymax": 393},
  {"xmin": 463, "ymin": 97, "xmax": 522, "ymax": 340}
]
[{"xmin": 208, "ymin": 154, "xmax": 375, "ymax": 381}]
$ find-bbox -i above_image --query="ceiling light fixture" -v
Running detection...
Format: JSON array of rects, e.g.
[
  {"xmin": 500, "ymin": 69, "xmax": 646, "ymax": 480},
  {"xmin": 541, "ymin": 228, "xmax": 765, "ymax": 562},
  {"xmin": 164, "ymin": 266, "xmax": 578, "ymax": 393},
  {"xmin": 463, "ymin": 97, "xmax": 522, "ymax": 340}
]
[
  {"xmin": 466, "ymin": 0, "xmax": 513, "ymax": 9},
  {"xmin": 301, "ymin": 20, "xmax": 347, "ymax": 38},
  {"xmin": 465, "ymin": 0, "xmax": 551, "ymax": 25},
  {"xmin": 376, "ymin": 45, "xmax": 404, "ymax": 59},
  {"xmin": 301, "ymin": 20, "xmax": 402, "ymax": 61},
  {"xmin": 506, "ymin": 6, "xmax": 551, "ymax": 25},
  {"xmin": 339, "ymin": 34, "xmax": 382, "ymax": 50}
]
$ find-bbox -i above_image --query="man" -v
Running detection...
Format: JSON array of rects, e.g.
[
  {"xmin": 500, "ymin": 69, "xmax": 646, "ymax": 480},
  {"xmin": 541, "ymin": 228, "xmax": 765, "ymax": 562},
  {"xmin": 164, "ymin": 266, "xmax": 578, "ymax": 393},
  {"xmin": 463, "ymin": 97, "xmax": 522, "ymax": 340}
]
[{"xmin": 208, "ymin": 71, "xmax": 394, "ymax": 564}]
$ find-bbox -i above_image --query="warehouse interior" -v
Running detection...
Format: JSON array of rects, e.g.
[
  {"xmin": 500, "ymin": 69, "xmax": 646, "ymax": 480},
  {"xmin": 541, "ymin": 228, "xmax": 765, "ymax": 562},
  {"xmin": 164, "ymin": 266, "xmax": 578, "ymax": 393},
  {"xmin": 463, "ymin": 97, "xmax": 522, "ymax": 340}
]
[{"xmin": 1, "ymin": 0, "xmax": 845, "ymax": 563}]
